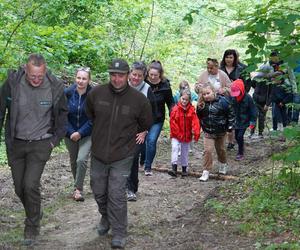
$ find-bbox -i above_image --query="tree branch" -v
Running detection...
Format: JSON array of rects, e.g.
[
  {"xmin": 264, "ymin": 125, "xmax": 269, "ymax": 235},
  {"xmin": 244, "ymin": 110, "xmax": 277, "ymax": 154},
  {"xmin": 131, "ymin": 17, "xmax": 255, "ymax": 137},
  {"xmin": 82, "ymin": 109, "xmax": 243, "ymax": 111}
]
[
  {"xmin": 139, "ymin": 0, "xmax": 154, "ymax": 61},
  {"xmin": 2, "ymin": 3, "xmax": 43, "ymax": 56}
]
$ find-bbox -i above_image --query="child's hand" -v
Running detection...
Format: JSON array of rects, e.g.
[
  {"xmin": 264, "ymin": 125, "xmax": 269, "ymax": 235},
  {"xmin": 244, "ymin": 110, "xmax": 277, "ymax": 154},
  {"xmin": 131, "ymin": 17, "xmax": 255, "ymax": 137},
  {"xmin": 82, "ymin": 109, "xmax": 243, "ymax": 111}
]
[
  {"xmin": 249, "ymin": 124, "xmax": 255, "ymax": 130},
  {"xmin": 198, "ymin": 101, "xmax": 205, "ymax": 109}
]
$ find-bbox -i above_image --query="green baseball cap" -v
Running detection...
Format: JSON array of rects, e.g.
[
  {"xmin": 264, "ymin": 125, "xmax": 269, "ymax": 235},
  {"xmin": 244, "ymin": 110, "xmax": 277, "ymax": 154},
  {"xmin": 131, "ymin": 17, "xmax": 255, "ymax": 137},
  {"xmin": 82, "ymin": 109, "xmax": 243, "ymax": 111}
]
[{"xmin": 108, "ymin": 59, "xmax": 130, "ymax": 73}]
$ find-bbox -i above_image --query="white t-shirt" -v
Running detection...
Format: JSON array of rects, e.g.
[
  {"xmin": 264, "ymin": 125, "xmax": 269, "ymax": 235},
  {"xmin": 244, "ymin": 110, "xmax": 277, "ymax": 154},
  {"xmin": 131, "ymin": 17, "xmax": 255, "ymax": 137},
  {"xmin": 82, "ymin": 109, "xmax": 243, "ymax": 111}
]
[{"xmin": 208, "ymin": 73, "xmax": 221, "ymax": 91}]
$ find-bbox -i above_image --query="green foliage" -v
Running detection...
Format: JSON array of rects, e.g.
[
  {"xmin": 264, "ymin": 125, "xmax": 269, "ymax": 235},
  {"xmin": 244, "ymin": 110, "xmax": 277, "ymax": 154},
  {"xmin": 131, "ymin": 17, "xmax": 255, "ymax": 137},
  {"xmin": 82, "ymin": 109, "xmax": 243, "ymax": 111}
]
[
  {"xmin": 208, "ymin": 174, "xmax": 300, "ymax": 246},
  {"xmin": 263, "ymin": 242, "xmax": 300, "ymax": 250},
  {"xmin": 0, "ymin": 208, "xmax": 24, "ymax": 244},
  {"xmin": 205, "ymin": 198, "xmax": 225, "ymax": 215},
  {"xmin": 0, "ymin": 143, "xmax": 7, "ymax": 166},
  {"xmin": 52, "ymin": 141, "xmax": 67, "ymax": 155},
  {"xmin": 0, "ymin": 0, "xmax": 245, "ymax": 88},
  {"xmin": 0, "ymin": 0, "xmax": 152, "ymax": 82},
  {"xmin": 205, "ymin": 175, "xmax": 300, "ymax": 249},
  {"xmin": 224, "ymin": 0, "xmax": 300, "ymax": 72}
]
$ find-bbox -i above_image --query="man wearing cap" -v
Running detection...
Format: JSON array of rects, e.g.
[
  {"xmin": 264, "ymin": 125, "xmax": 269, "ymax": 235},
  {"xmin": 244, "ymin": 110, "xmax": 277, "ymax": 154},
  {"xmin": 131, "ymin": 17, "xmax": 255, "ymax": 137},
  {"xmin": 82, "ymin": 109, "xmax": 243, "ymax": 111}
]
[
  {"xmin": 86, "ymin": 58, "xmax": 152, "ymax": 249},
  {"xmin": 0, "ymin": 54, "xmax": 68, "ymax": 245},
  {"xmin": 252, "ymin": 51, "xmax": 296, "ymax": 133}
]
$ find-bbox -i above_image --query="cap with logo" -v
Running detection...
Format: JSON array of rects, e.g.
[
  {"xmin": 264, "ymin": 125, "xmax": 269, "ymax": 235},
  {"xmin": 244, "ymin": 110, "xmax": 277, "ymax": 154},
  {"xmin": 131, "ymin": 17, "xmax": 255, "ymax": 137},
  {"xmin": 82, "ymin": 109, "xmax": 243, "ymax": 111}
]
[{"xmin": 108, "ymin": 59, "xmax": 130, "ymax": 74}]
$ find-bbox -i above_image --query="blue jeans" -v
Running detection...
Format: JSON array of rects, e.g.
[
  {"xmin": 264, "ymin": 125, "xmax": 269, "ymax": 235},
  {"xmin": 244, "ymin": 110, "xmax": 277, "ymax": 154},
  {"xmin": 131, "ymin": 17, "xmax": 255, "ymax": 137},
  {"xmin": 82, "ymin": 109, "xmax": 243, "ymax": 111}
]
[
  {"xmin": 139, "ymin": 143, "xmax": 146, "ymax": 165},
  {"xmin": 235, "ymin": 128, "xmax": 246, "ymax": 155},
  {"xmin": 144, "ymin": 122, "xmax": 163, "ymax": 171},
  {"xmin": 127, "ymin": 143, "xmax": 143, "ymax": 193}
]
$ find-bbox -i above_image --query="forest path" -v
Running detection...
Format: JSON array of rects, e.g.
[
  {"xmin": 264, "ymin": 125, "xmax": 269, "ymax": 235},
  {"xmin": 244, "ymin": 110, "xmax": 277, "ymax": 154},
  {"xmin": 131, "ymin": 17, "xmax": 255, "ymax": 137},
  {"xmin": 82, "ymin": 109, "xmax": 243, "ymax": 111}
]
[{"xmin": 0, "ymin": 132, "xmax": 283, "ymax": 249}]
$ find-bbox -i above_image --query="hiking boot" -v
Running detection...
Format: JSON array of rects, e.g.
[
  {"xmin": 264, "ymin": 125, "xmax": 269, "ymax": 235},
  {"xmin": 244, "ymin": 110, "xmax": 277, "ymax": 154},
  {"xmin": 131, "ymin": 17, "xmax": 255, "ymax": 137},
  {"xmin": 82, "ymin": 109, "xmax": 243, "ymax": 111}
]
[
  {"xmin": 199, "ymin": 170, "xmax": 209, "ymax": 182},
  {"xmin": 23, "ymin": 225, "xmax": 39, "ymax": 246},
  {"xmin": 97, "ymin": 216, "xmax": 110, "ymax": 236},
  {"xmin": 248, "ymin": 133, "xmax": 254, "ymax": 139},
  {"xmin": 168, "ymin": 164, "xmax": 177, "ymax": 177},
  {"xmin": 235, "ymin": 154, "xmax": 244, "ymax": 161},
  {"xmin": 218, "ymin": 163, "xmax": 228, "ymax": 175},
  {"xmin": 111, "ymin": 235, "xmax": 126, "ymax": 249},
  {"xmin": 258, "ymin": 133, "xmax": 264, "ymax": 139},
  {"xmin": 227, "ymin": 143, "xmax": 235, "ymax": 150},
  {"xmin": 144, "ymin": 170, "xmax": 153, "ymax": 176},
  {"xmin": 127, "ymin": 190, "xmax": 137, "ymax": 202},
  {"xmin": 181, "ymin": 166, "xmax": 188, "ymax": 177}
]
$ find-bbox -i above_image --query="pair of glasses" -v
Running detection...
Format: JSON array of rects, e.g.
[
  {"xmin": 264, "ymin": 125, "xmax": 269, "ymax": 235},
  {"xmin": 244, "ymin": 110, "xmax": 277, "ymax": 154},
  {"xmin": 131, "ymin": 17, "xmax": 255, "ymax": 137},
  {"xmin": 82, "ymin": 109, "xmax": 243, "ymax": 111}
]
[
  {"xmin": 180, "ymin": 86, "xmax": 189, "ymax": 90},
  {"xmin": 207, "ymin": 58, "xmax": 218, "ymax": 63},
  {"xmin": 77, "ymin": 67, "xmax": 91, "ymax": 72},
  {"xmin": 27, "ymin": 75, "xmax": 44, "ymax": 80}
]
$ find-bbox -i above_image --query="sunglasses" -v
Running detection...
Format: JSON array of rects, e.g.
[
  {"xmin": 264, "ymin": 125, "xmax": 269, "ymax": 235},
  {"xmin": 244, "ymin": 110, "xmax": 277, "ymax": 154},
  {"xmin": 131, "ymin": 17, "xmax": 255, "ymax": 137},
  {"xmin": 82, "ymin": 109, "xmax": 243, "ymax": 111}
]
[
  {"xmin": 77, "ymin": 67, "xmax": 91, "ymax": 72},
  {"xmin": 207, "ymin": 58, "xmax": 218, "ymax": 63}
]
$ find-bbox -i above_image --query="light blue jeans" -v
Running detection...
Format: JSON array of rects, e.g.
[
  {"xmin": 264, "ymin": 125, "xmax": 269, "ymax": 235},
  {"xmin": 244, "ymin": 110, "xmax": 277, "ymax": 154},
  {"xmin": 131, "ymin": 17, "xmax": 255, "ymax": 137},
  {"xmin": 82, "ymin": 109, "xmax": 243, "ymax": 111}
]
[
  {"xmin": 65, "ymin": 136, "xmax": 91, "ymax": 191},
  {"xmin": 144, "ymin": 122, "xmax": 163, "ymax": 171}
]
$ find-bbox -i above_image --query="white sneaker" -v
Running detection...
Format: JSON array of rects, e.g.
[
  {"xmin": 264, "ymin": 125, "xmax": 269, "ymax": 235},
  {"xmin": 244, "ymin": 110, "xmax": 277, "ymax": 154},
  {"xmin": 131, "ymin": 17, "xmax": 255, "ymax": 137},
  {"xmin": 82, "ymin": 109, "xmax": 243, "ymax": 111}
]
[
  {"xmin": 278, "ymin": 123, "xmax": 284, "ymax": 131},
  {"xmin": 199, "ymin": 170, "xmax": 209, "ymax": 182},
  {"xmin": 127, "ymin": 190, "xmax": 137, "ymax": 201},
  {"xmin": 218, "ymin": 163, "xmax": 228, "ymax": 175},
  {"xmin": 145, "ymin": 170, "xmax": 153, "ymax": 176}
]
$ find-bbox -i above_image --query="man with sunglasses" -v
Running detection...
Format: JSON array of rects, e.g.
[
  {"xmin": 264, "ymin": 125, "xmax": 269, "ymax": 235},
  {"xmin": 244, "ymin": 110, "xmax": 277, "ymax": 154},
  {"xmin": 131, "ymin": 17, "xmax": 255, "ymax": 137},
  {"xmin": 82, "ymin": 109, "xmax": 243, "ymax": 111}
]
[
  {"xmin": 0, "ymin": 54, "xmax": 68, "ymax": 246},
  {"xmin": 86, "ymin": 58, "xmax": 152, "ymax": 249}
]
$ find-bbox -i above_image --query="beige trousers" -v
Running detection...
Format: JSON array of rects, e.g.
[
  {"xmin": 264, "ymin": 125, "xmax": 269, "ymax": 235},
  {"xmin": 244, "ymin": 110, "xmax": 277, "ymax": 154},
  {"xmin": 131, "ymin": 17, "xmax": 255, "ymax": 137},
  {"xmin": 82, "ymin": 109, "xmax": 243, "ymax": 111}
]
[{"xmin": 202, "ymin": 133, "xmax": 227, "ymax": 171}]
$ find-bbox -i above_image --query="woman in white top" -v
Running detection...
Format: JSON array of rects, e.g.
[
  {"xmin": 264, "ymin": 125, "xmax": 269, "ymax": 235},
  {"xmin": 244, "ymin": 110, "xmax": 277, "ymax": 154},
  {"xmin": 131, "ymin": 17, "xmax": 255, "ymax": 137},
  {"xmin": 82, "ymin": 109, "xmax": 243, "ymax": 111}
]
[
  {"xmin": 195, "ymin": 58, "xmax": 234, "ymax": 150},
  {"xmin": 195, "ymin": 58, "xmax": 231, "ymax": 96}
]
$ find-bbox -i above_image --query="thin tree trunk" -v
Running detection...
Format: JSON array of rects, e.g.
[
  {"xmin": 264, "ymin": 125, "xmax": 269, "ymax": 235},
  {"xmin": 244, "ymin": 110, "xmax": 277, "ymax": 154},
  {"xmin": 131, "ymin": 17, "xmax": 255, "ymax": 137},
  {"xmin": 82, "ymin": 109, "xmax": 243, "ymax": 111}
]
[{"xmin": 128, "ymin": 29, "xmax": 138, "ymax": 58}]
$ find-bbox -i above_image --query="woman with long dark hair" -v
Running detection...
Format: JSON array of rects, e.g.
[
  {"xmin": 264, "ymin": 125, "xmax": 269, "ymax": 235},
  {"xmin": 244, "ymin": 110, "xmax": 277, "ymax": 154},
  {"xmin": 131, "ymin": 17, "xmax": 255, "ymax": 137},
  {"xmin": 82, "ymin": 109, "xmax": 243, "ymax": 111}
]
[{"xmin": 144, "ymin": 60, "xmax": 175, "ymax": 176}]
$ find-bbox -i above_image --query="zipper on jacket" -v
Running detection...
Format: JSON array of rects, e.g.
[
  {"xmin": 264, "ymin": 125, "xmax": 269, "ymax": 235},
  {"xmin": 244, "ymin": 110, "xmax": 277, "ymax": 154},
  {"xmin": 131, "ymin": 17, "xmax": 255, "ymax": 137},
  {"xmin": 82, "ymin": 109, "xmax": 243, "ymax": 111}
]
[
  {"xmin": 208, "ymin": 102, "xmax": 212, "ymax": 131},
  {"xmin": 77, "ymin": 95, "xmax": 81, "ymax": 129},
  {"xmin": 184, "ymin": 110, "xmax": 187, "ymax": 141},
  {"xmin": 106, "ymin": 96, "xmax": 117, "ymax": 160}
]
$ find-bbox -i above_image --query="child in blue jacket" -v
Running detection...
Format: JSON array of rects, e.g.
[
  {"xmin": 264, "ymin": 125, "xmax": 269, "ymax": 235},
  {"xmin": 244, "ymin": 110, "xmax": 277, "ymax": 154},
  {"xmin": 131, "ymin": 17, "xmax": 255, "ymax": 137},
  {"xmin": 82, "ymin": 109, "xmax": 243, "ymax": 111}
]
[{"xmin": 230, "ymin": 79, "xmax": 257, "ymax": 161}]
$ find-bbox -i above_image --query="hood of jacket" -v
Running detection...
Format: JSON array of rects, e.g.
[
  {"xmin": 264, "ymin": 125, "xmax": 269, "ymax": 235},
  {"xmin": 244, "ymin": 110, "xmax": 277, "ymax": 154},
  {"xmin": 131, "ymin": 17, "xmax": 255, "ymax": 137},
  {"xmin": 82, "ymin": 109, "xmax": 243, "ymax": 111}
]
[{"xmin": 231, "ymin": 79, "xmax": 245, "ymax": 102}]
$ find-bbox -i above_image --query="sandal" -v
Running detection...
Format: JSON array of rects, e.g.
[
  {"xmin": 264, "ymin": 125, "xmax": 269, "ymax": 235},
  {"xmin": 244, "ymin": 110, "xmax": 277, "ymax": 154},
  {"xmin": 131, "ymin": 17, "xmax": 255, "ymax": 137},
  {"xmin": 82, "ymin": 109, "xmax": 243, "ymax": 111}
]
[{"xmin": 73, "ymin": 189, "xmax": 84, "ymax": 202}]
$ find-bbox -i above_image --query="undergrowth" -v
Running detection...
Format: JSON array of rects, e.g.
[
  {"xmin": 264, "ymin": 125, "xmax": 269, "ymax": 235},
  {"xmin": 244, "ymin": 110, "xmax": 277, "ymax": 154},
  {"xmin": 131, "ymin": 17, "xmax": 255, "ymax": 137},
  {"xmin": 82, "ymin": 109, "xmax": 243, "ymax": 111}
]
[{"xmin": 205, "ymin": 167, "xmax": 300, "ymax": 249}]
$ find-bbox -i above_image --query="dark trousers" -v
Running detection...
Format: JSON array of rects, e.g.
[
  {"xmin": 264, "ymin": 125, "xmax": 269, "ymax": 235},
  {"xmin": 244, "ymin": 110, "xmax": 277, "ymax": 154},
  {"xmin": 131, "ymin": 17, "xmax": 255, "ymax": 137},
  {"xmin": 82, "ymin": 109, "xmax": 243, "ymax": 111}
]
[
  {"xmin": 10, "ymin": 139, "xmax": 52, "ymax": 228},
  {"xmin": 139, "ymin": 143, "xmax": 146, "ymax": 166},
  {"xmin": 127, "ymin": 143, "xmax": 143, "ymax": 193},
  {"xmin": 272, "ymin": 103, "xmax": 288, "ymax": 130},
  {"xmin": 254, "ymin": 102, "xmax": 267, "ymax": 134},
  {"xmin": 90, "ymin": 156, "xmax": 133, "ymax": 238},
  {"xmin": 235, "ymin": 128, "xmax": 247, "ymax": 155}
]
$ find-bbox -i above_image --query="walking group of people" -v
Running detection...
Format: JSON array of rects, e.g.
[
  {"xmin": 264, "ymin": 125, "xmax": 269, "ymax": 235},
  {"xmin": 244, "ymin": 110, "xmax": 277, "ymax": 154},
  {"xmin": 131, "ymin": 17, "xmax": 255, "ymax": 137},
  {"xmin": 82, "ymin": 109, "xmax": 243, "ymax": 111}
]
[{"xmin": 0, "ymin": 49, "xmax": 298, "ymax": 249}]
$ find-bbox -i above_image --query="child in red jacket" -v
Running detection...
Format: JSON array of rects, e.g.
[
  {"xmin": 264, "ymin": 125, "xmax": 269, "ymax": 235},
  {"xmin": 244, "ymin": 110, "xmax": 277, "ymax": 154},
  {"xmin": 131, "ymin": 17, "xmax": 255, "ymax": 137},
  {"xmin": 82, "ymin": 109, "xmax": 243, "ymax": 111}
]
[{"xmin": 168, "ymin": 89, "xmax": 200, "ymax": 177}]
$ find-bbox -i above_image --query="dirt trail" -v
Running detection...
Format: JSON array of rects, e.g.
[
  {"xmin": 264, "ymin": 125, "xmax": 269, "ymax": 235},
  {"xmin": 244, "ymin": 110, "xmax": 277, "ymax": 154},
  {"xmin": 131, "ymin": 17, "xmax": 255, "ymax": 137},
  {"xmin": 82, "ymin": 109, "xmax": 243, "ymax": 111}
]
[
  {"xmin": 0, "ymin": 133, "xmax": 284, "ymax": 249},
  {"xmin": 35, "ymin": 172, "xmax": 218, "ymax": 250}
]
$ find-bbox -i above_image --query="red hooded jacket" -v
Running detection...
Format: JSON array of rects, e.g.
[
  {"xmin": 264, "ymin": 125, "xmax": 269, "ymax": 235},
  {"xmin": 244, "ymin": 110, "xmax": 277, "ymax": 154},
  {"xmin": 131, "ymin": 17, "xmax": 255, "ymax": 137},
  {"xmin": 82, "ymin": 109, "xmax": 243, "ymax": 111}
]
[
  {"xmin": 231, "ymin": 79, "xmax": 245, "ymax": 102},
  {"xmin": 170, "ymin": 102, "xmax": 200, "ymax": 142}
]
